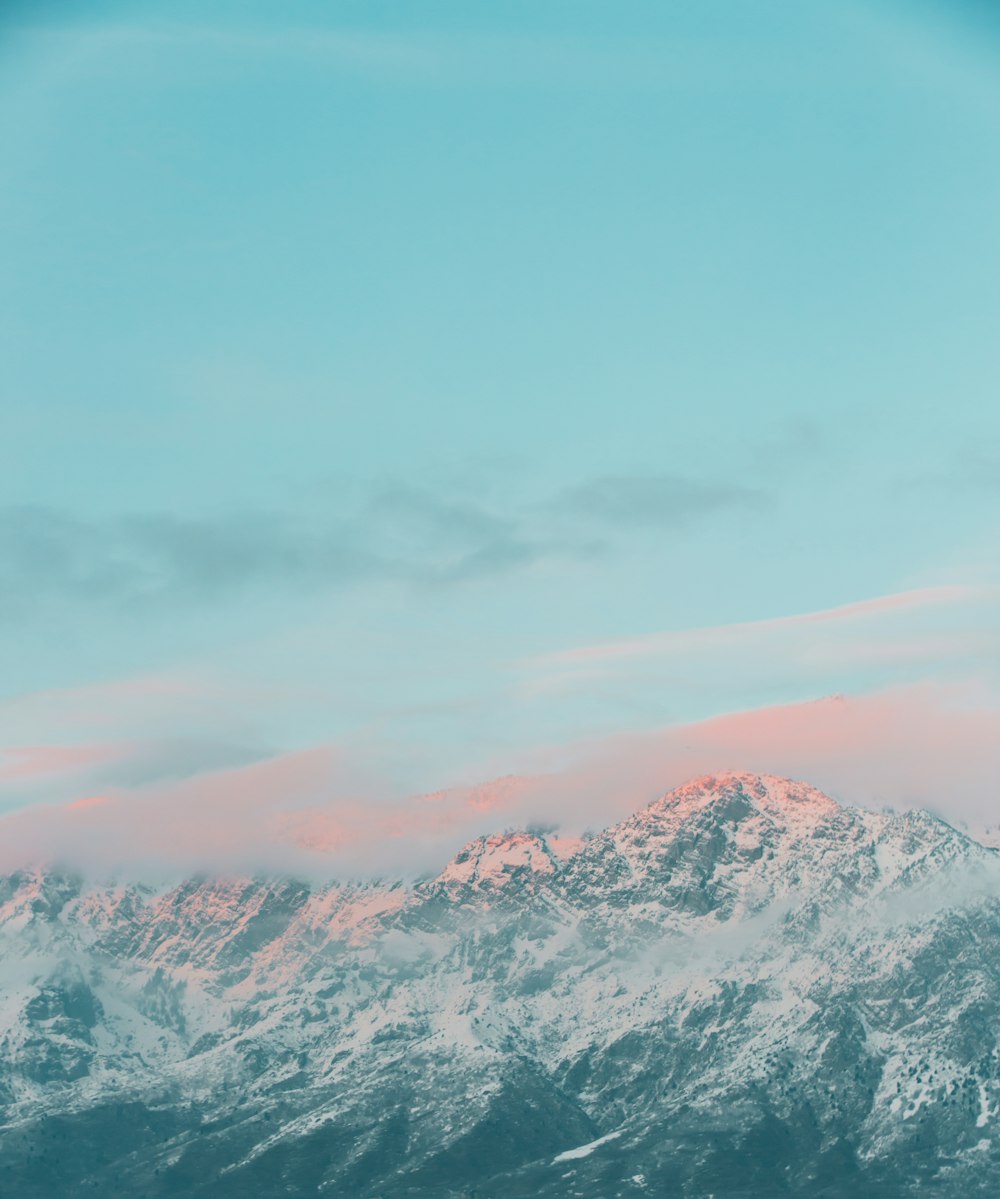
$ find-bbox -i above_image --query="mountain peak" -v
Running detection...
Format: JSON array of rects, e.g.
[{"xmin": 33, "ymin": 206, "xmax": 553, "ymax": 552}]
[
  {"xmin": 431, "ymin": 829, "xmax": 560, "ymax": 896},
  {"xmin": 648, "ymin": 770, "xmax": 841, "ymax": 825},
  {"xmin": 557, "ymin": 771, "xmax": 855, "ymax": 920}
]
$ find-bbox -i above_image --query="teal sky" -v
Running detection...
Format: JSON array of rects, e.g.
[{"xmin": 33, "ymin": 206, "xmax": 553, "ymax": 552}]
[{"xmin": 2, "ymin": 0, "xmax": 999, "ymax": 834}]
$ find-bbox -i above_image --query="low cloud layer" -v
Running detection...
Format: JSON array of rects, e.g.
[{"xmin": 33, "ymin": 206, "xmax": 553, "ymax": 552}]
[{"xmin": 1, "ymin": 679, "xmax": 997, "ymax": 879}]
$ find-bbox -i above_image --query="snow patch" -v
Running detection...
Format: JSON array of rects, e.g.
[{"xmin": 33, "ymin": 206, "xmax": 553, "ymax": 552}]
[{"xmin": 552, "ymin": 1129, "xmax": 623, "ymax": 1163}]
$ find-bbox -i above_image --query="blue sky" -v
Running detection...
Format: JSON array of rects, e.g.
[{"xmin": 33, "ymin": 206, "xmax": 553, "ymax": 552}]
[{"xmin": 1, "ymin": 0, "xmax": 999, "ymax": 849}]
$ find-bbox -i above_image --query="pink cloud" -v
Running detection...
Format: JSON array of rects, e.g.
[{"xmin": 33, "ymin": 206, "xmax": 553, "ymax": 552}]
[
  {"xmin": 517, "ymin": 680, "xmax": 1000, "ymax": 833},
  {"xmin": 0, "ymin": 746, "xmax": 358, "ymax": 876},
  {"xmin": 531, "ymin": 584, "xmax": 993, "ymax": 668},
  {"xmin": 0, "ymin": 667, "xmax": 296, "ymax": 743},
  {"xmin": 0, "ymin": 678, "xmax": 996, "ymax": 877},
  {"xmin": 0, "ymin": 743, "xmax": 127, "ymax": 782},
  {"xmin": 64, "ymin": 795, "xmax": 111, "ymax": 812}
]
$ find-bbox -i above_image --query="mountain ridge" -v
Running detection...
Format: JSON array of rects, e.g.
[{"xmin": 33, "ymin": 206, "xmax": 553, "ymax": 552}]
[{"xmin": 1, "ymin": 771, "xmax": 998, "ymax": 1197}]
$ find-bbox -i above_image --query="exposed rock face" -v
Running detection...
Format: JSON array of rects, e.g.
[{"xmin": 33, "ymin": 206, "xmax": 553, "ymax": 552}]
[{"xmin": 0, "ymin": 772, "xmax": 998, "ymax": 1197}]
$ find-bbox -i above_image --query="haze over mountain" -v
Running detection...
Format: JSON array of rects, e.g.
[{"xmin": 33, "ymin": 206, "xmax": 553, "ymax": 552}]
[{"xmin": 1, "ymin": 771, "xmax": 998, "ymax": 1197}]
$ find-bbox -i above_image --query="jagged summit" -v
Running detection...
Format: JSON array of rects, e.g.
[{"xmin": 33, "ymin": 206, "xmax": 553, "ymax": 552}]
[
  {"xmin": 431, "ymin": 829, "xmax": 561, "ymax": 895},
  {"xmin": 558, "ymin": 770, "xmax": 940, "ymax": 922},
  {"xmin": 644, "ymin": 770, "xmax": 842, "ymax": 825},
  {"xmin": 429, "ymin": 772, "xmax": 840, "ymax": 899}
]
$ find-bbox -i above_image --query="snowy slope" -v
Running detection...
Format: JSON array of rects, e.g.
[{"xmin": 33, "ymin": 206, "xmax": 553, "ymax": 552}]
[{"xmin": 0, "ymin": 771, "xmax": 998, "ymax": 1197}]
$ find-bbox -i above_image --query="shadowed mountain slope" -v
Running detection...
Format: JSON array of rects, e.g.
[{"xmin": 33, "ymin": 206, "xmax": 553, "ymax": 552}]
[{"xmin": 1, "ymin": 772, "xmax": 998, "ymax": 1197}]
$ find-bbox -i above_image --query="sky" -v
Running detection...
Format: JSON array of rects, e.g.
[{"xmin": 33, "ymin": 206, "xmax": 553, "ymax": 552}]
[{"xmin": 1, "ymin": 0, "xmax": 999, "ymax": 872}]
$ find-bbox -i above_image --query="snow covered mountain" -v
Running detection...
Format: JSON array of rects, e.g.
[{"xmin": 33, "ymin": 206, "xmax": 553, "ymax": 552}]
[{"xmin": 1, "ymin": 771, "xmax": 998, "ymax": 1197}]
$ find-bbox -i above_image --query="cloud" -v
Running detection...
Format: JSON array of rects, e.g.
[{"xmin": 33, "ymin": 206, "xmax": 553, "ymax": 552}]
[
  {"xmin": 0, "ymin": 471, "xmax": 761, "ymax": 615},
  {"xmin": 360, "ymin": 485, "xmax": 553, "ymax": 584},
  {"xmin": 0, "ymin": 735, "xmax": 275, "ymax": 813},
  {"xmin": 0, "ymin": 743, "xmax": 123, "ymax": 783},
  {"xmin": 521, "ymin": 584, "xmax": 1000, "ymax": 709},
  {"xmin": 0, "ymin": 679, "xmax": 997, "ymax": 878},
  {"xmin": 2, "ymin": 579, "xmax": 996, "ymax": 862},
  {"xmin": 548, "ymin": 473, "xmax": 766, "ymax": 530},
  {"xmin": 0, "ymin": 671, "xmax": 289, "ymax": 811},
  {"xmin": 0, "ymin": 505, "xmax": 375, "ymax": 614},
  {"xmin": 0, "ymin": 670, "xmax": 274, "ymax": 743},
  {"xmin": 0, "ymin": 747, "xmax": 356, "ymax": 877},
  {"xmin": 537, "ymin": 680, "xmax": 1000, "ymax": 830},
  {"xmin": 533, "ymin": 584, "xmax": 991, "ymax": 667},
  {"xmin": 903, "ymin": 446, "xmax": 1000, "ymax": 496}
]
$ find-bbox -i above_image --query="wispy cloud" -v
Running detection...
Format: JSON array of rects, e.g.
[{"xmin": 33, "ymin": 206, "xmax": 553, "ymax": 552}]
[
  {"xmin": 3, "ymin": 578, "xmax": 994, "ymax": 828},
  {"xmin": 902, "ymin": 445, "xmax": 1000, "ymax": 495},
  {"xmin": 0, "ymin": 505, "xmax": 373, "ymax": 613},
  {"xmin": 533, "ymin": 584, "xmax": 992, "ymax": 668},
  {"xmin": 0, "ymin": 743, "xmax": 123, "ymax": 783},
  {"xmin": 515, "ymin": 583, "xmax": 1000, "ymax": 740},
  {"xmin": 0, "ymin": 471, "xmax": 762, "ymax": 615},
  {"xmin": 0, "ymin": 670, "xmax": 288, "ymax": 812},
  {"xmin": 546, "ymin": 473, "xmax": 766, "ymax": 530},
  {"xmin": 0, "ymin": 734, "xmax": 276, "ymax": 812}
]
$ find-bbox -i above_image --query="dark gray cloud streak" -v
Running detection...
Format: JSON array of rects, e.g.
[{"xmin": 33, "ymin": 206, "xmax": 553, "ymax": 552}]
[
  {"xmin": 0, "ymin": 472, "xmax": 769, "ymax": 614},
  {"xmin": 550, "ymin": 473, "xmax": 763, "ymax": 527}
]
